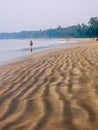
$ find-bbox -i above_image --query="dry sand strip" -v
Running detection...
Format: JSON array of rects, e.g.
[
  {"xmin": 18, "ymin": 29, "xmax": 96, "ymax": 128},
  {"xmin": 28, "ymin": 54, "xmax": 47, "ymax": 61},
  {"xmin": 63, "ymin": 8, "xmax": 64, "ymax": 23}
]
[{"xmin": 0, "ymin": 40, "xmax": 98, "ymax": 130}]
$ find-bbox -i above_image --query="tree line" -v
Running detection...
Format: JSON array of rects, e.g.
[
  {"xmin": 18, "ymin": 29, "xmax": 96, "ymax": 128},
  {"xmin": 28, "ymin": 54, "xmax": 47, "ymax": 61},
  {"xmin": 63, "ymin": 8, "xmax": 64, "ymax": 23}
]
[{"xmin": 0, "ymin": 17, "xmax": 98, "ymax": 39}]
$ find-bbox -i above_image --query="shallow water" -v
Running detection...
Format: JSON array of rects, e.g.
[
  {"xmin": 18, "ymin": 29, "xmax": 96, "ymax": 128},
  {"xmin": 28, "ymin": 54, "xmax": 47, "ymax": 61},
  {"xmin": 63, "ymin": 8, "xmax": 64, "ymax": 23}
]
[{"xmin": 0, "ymin": 39, "xmax": 77, "ymax": 64}]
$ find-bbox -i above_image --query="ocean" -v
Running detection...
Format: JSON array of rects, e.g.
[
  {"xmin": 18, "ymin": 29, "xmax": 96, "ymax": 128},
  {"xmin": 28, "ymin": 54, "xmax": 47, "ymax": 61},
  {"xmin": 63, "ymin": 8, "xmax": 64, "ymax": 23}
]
[{"xmin": 0, "ymin": 39, "xmax": 77, "ymax": 65}]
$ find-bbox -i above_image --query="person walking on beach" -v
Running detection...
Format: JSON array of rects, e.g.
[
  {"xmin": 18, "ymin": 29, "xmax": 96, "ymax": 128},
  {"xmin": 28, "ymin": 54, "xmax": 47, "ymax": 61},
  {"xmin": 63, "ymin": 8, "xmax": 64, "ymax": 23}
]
[{"xmin": 29, "ymin": 40, "xmax": 33, "ymax": 52}]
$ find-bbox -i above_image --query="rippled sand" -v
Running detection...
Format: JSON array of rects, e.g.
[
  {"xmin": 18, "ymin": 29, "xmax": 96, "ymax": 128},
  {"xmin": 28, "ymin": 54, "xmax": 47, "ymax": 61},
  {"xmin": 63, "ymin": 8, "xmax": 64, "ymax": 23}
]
[{"xmin": 0, "ymin": 40, "xmax": 98, "ymax": 130}]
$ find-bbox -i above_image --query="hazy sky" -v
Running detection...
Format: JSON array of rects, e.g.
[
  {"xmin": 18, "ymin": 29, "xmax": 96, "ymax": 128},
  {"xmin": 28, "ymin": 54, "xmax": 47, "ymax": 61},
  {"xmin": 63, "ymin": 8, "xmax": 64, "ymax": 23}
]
[{"xmin": 0, "ymin": 0, "xmax": 98, "ymax": 32}]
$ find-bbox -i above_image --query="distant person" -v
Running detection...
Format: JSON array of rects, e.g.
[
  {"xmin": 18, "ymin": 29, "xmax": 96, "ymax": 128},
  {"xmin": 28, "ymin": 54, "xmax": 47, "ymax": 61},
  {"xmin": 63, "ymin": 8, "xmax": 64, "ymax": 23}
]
[
  {"xmin": 29, "ymin": 40, "xmax": 33, "ymax": 52},
  {"xmin": 96, "ymin": 38, "xmax": 98, "ymax": 42}
]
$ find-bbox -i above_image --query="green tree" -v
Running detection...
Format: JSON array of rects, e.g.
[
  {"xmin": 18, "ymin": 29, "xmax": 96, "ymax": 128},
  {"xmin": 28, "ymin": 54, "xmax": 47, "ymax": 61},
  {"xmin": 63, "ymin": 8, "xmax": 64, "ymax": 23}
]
[
  {"xmin": 88, "ymin": 17, "xmax": 98, "ymax": 37},
  {"xmin": 88, "ymin": 17, "xmax": 98, "ymax": 26}
]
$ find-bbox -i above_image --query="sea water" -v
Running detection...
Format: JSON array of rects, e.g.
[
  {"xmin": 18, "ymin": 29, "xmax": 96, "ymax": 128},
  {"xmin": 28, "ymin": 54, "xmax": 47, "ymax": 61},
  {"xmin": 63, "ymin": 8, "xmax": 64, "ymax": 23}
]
[{"xmin": 0, "ymin": 39, "xmax": 77, "ymax": 65}]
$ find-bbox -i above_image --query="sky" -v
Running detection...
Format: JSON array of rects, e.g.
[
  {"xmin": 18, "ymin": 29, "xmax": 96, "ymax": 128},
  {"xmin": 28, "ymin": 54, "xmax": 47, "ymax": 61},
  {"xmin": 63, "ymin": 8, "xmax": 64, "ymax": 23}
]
[{"xmin": 0, "ymin": 0, "xmax": 98, "ymax": 32}]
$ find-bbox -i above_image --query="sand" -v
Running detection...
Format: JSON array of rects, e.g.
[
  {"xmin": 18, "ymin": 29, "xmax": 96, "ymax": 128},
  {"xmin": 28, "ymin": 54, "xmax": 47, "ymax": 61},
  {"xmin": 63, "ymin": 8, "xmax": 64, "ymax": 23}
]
[{"xmin": 0, "ymin": 39, "xmax": 98, "ymax": 130}]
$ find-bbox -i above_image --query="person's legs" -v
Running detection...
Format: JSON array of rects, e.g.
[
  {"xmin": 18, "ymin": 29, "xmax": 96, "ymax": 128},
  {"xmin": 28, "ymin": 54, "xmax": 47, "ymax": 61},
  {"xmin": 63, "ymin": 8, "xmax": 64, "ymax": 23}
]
[{"xmin": 30, "ymin": 46, "xmax": 32, "ymax": 52}]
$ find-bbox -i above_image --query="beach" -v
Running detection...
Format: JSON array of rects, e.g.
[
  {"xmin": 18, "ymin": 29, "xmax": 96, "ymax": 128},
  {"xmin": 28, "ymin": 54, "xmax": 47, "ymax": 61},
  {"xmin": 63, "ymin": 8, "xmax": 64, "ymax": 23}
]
[{"xmin": 0, "ymin": 39, "xmax": 98, "ymax": 130}]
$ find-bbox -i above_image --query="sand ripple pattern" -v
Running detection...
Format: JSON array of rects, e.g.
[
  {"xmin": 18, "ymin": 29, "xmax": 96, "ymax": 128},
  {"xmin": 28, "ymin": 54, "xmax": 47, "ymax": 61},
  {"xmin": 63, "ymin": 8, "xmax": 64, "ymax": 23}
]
[{"xmin": 0, "ymin": 43, "xmax": 98, "ymax": 130}]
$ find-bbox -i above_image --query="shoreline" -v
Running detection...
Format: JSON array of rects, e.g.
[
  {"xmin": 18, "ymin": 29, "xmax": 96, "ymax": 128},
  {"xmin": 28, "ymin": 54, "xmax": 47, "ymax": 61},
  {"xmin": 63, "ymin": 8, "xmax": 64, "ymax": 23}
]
[
  {"xmin": 0, "ymin": 39, "xmax": 98, "ymax": 130},
  {"xmin": 0, "ymin": 38, "xmax": 70, "ymax": 66},
  {"xmin": 0, "ymin": 38, "xmax": 94, "ymax": 67}
]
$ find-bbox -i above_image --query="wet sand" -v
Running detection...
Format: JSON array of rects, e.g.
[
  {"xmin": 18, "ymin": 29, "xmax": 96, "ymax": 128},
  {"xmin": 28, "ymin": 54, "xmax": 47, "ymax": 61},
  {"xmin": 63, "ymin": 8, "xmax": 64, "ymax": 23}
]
[{"xmin": 0, "ymin": 40, "xmax": 98, "ymax": 130}]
